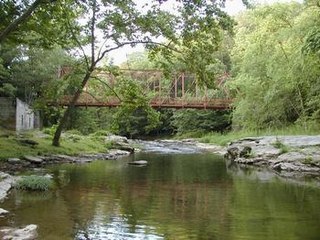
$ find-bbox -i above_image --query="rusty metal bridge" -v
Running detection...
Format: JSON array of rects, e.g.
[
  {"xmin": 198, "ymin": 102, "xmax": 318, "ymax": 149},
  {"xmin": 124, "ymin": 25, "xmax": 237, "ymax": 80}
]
[{"xmin": 57, "ymin": 69, "xmax": 232, "ymax": 110}]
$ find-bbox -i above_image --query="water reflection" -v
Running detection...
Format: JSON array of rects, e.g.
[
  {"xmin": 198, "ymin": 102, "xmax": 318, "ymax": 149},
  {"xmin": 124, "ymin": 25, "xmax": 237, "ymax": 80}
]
[{"xmin": 1, "ymin": 151, "xmax": 320, "ymax": 240}]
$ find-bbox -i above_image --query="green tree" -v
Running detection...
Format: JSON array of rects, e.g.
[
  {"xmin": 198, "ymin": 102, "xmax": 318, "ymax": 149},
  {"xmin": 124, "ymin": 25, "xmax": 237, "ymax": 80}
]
[
  {"xmin": 230, "ymin": 2, "xmax": 320, "ymax": 130},
  {"xmin": 51, "ymin": 0, "xmax": 235, "ymax": 146}
]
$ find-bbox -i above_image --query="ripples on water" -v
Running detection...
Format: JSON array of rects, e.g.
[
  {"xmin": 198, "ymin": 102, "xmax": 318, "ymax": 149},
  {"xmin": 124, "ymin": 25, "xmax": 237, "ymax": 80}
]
[{"xmin": 1, "ymin": 141, "xmax": 320, "ymax": 240}]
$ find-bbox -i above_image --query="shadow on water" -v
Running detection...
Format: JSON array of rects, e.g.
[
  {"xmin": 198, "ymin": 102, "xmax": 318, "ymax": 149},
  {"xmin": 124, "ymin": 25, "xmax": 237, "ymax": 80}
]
[{"xmin": 1, "ymin": 141, "xmax": 320, "ymax": 239}]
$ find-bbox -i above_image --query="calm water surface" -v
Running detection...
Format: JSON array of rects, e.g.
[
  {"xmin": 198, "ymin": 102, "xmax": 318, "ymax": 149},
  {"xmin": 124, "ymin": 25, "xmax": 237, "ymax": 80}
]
[{"xmin": 1, "ymin": 143, "xmax": 320, "ymax": 240}]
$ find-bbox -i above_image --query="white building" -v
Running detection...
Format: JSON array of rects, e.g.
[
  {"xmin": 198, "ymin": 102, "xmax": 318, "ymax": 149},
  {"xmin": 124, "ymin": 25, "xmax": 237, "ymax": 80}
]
[{"xmin": 0, "ymin": 97, "xmax": 39, "ymax": 131}]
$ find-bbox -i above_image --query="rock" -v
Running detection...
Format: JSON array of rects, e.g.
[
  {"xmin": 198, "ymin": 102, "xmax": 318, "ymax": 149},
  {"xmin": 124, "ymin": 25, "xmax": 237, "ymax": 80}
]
[
  {"xmin": 225, "ymin": 147, "xmax": 239, "ymax": 160},
  {"xmin": 52, "ymin": 154, "xmax": 77, "ymax": 162},
  {"xmin": 239, "ymin": 146, "xmax": 252, "ymax": 158},
  {"xmin": 0, "ymin": 224, "xmax": 38, "ymax": 240},
  {"xmin": 0, "ymin": 208, "xmax": 9, "ymax": 216},
  {"xmin": 23, "ymin": 156, "xmax": 43, "ymax": 164},
  {"xmin": 108, "ymin": 149, "xmax": 131, "ymax": 156},
  {"xmin": 18, "ymin": 139, "xmax": 39, "ymax": 146},
  {"xmin": 105, "ymin": 135, "xmax": 128, "ymax": 143},
  {"xmin": 276, "ymin": 152, "xmax": 306, "ymax": 162},
  {"xmin": 128, "ymin": 160, "xmax": 148, "ymax": 166},
  {"xmin": 272, "ymin": 162, "xmax": 300, "ymax": 172},
  {"xmin": 0, "ymin": 172, "xmax": 16, "ymax": 202},
  {"xmin": 111, "ymin": 142, "xmax": 134, "ymax": 154},
  {"xmin": 7, "ymin": 158, "xmax": 21, "ymax": 164}
]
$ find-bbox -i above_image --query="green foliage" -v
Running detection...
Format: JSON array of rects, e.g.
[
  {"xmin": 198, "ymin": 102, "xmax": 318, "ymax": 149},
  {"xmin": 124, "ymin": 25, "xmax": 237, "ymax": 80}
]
[
  {"xmin": 172, "ymin": 109, "xmax": 231, "ymax": 136},
  {"xmin": 112, "ymin": 77, "xmax": 160, "ymax": 137},
  {"xmin": 43, "ymin": 125, "xmax": 58, "ymax": 136},
  {"xmin": 15, "ymin": 175, "xmax": 54, "ymax": 191},
  {"xmin": 0, "ymin": 0, "xmax": 78, "ymax": 46},
  {"xmin": 230, "ymin": 2, "xmax": 320, "ymax": 130},
  {"xmin": 0, "ymin": 83, "xmax": 16, "ymax": 97}
]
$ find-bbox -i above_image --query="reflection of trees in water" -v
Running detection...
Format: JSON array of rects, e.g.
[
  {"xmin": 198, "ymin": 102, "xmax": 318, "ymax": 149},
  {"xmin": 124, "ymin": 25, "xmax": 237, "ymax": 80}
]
[{"xmin": 7, "ymin": 152, "xmax": 320, "ymax": 239}]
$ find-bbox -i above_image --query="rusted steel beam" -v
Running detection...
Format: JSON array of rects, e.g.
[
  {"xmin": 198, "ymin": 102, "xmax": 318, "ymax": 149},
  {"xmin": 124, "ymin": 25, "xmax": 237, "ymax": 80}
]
[{"xmin": 52, "ymin": 98, "xmax": 233, "ymax": 110}]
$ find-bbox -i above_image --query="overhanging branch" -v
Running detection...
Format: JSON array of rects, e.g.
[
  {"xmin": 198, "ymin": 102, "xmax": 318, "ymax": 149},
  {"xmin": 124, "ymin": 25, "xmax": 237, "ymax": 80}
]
[
  {"xmin": 91, "ymin": 76, "xmax": 122, "ymax": 101},
  {"xmin": 0, "ymin": 0, "xmax": 47, "ymax": 43},
  {"xmin": 96, "ymin": 40, "xmax": 182, "ymax": 63}
]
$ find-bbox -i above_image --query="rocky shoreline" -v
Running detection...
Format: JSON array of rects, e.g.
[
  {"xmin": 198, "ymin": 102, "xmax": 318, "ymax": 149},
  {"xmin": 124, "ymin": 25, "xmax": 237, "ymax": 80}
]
[
  {"xmin": 223, "ymin": 135, "xmax": 320, "ymax": 178},
  {"xmin": 0, "ymin": 135, "xmax": 135, "ymax": 240}
]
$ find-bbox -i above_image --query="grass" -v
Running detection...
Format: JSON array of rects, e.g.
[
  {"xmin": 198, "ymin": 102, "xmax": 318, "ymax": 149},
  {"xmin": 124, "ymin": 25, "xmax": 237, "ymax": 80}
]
[
  {"xmin": 15, "ymin": 175, "xmax": 54, "ymax": 191},
  {"xmin": 271, "ymin": 138, "xmax": 289, "ymax": 154},
  {"xmin": 0, "ymin": 129, "xmax": 112, "ymax": 160}
]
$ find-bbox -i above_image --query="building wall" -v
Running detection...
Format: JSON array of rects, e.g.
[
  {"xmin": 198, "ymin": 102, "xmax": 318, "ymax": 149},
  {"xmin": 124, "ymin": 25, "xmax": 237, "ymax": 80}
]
[
  {"xmin": 16, "ymin": 98, "xmax": 35, "ymax": 131},
  {"xmin": 0, "ymin": 97, "xmax": 16, "ymax": 130}
]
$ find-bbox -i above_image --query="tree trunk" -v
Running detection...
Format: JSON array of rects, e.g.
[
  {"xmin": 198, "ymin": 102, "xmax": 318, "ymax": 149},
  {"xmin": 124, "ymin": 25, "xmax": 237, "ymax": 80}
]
[
  {"xmin": 52, "ymin": 70, "xmax": 93, "ymax": 146},
  {"xmin": 0, "ymin": 0, "xmax": 46, "ymax": 43}
]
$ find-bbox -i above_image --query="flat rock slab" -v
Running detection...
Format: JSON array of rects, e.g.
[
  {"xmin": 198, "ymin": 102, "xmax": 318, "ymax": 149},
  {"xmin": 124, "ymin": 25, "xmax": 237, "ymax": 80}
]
[
  {"xmin": 23, "ymin": 156, "xmax": 43, "ymax": 164},
  {"xmin": 0, "ymin": 224, "xmax": 38, "ymax": 240},
  {"xmin": 0, "ymin": 172, "xmax": 15, "ymax": 202},
  {"xmin": 128, "ymin": 160, "xmax": 148, "ymax": 166},
  {"xmin": 226, "ymin": 135, "xmax": 320, "ymax": 174},
  {"xmin": 7, "ymin": 158, "xmax": 21, "ymax": 164}
]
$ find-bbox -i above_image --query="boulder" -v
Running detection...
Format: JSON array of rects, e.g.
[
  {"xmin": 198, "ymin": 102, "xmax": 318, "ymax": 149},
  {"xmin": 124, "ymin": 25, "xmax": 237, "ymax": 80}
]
[
  {"xmin": 0, "ymin": 224, "xmax": 38, "ymax": 240},
  {"xmin": 111, "ymin": 142, "xmax": 134, "ymax": 154},
  {"xmin": 0, "ymin": 208, "xmax": 9, "ymax": 216},
  {"xmin": 239, "ymin": 146, "xmax": 252, "ymax": 158},
  {"xmin": 0, "ymin": 172, "xmax": 15, "ymax": 201},
  {"xmin": 225, "ymin": 147, "xmax": 239, "ymax": 160}
]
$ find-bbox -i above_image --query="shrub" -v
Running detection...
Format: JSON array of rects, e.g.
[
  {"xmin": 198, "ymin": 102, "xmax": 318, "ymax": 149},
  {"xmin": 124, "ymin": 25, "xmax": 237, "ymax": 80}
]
[
  {"xmin": 90, "ymin": 130, "xmax": 110, "ymax": 137},
  {"xmin": 272, "ymin": 138, "xmax": 289, "ymax": 154},
  {"xmin": 15, "ymin": 175, "xmax": 54, "ymax": 191},
  {"xmin": 42, "ymin": 125, "xmax": 58, "ymax": 136}
]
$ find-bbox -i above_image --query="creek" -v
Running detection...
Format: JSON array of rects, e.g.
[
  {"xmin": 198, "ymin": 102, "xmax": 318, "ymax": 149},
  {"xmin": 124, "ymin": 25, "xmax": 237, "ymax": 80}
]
[{"xmin": 1, "ymin": 141, "xmax": 320, "ymax": 240}]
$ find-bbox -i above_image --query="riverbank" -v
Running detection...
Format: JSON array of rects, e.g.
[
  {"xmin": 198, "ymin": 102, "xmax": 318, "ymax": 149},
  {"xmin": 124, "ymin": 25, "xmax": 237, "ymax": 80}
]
[
  {"xmin": 222, "ymin": 135, "xmax": 320, "ymax": 179},
  {"xmin": 0, "ymin": 130, "xmax": 135, "ymax": 203},
  {"xmin": 149, "ymin": 136, "xmax": 320, "ymax": 179}
]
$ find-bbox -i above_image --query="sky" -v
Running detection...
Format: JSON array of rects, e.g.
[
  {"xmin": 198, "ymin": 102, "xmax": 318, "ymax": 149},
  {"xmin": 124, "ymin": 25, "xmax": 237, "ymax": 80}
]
[{"xmin": 108, "ymin": 0, "xmax": 300, "ymax": 65}]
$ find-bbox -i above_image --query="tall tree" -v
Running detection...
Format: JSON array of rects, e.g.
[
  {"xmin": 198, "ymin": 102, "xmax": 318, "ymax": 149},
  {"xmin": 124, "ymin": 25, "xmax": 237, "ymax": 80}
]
[
  {"xmin": 51, "ymin": 0, "xmax": 234, "ymax": 146},
  {"xmin": 230, "ymin": 2, "xmax": 320, "ymax": 130}
]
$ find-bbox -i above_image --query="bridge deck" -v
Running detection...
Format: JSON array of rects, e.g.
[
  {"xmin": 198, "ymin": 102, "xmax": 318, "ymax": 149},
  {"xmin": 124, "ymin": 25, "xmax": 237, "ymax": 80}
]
[{"xmin": 56, "ymin": 94, "xmax": 232, "ymax": 110}]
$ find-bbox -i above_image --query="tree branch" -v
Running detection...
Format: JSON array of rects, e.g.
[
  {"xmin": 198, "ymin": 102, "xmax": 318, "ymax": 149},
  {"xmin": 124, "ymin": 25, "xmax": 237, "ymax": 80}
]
[
  {"xmin": 65, "ymin": 16, "xmax": 90, "ymax": 69},
  {"xmin": 95, "ymin": 40, "xmax": 182, "ymax": 63},
  {"xmin": 91, "ymin": 0, "xmax": 97, "ymax": 64},
  {"xmin": 91, "ymin": 76, "xmax": 122, "ymax": 101},
  {"xmin": 0, "ymin": 0, "xmax": 48, "ymax": 43}
]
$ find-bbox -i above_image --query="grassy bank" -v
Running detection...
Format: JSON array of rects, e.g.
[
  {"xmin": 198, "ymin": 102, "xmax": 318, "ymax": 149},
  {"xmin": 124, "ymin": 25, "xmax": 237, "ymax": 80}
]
[
  {"xmin": 178, "ymin": 125, "xmax": 320, "ymax": 146},
  {"xmin": 0, "ymin": 129, "xmax": 112, "ymax": 160}
]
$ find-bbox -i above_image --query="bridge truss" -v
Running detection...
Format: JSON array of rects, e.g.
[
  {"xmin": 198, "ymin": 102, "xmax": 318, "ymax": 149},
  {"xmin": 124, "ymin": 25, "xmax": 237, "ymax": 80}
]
[{"xmin": 57, "ymin": 68, "xmax": 232, "ymax": 110}]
